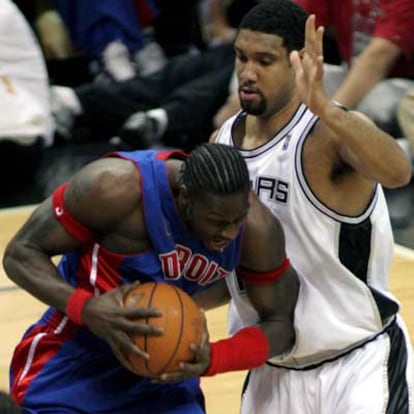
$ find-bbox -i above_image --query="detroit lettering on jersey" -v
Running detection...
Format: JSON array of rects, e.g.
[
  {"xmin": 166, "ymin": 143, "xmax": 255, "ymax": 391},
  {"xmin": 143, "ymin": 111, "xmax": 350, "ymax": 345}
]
[
  {"xmin": 251, "ymin": 176, "xmax": 289, "ymax": 203},
  {"xmin": 159, "ymin": 244, "xmax": 229, "ymax": 285}
]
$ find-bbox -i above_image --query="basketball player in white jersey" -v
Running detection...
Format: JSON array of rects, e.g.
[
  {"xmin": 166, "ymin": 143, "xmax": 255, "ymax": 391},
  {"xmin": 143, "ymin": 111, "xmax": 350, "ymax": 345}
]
[{"xmin": 211, "ymin": 1, "xmax": 414, "ymax": 412}]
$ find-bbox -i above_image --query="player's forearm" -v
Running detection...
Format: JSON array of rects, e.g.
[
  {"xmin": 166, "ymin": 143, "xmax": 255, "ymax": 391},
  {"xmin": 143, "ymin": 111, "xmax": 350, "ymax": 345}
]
[
  {"xmin": 193, "ymin": 279, "xmax": 230, "ymax": 310},
  {"xmin": 333, "ymin": 38, "xmax": 400, "ymax": 108},
  {"xmin": 259, "ymin": 318, "xmax": 296, "ymax": 357},
  {"xmin": 202, "ymin": 319, "xmax": 295, "ymax": 377},
  {"xmin": 3, "ymin": 243, "xmax": 75, "ymax": 313},
  {"xmin": 332, "ymin": 63, "xmax": 384, "ymax": 108},
  {"xmin": 321, "ymin": 104, "xmax": 411, "ymax": 187}
]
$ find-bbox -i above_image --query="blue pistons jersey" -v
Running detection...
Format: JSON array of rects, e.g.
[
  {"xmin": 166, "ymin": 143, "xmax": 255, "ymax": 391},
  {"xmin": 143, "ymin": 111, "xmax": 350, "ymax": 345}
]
[{"xmin": 10, "ymin": 149, "xmax": 243, "ymax": 413}]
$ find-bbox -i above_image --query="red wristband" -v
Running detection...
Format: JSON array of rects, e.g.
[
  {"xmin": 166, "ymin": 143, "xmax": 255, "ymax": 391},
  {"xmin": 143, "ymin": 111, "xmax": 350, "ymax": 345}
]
[
  {"xmin": 202, "ymin": 326, "xmax": 269, "ymax": 376},
  {"xmin": 66, "ymin": 289, "xmax": 93, "ymax": 325}
]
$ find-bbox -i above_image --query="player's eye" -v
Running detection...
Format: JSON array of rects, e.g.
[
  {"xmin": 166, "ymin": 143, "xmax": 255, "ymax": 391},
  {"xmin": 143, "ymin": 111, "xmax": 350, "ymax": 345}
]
[
  {"xmin": 259, "ymin": 56, "xmax": 274, "ymax": 66},
  {"xmin": 237, "ymin": 53, "xmax": 248, "ymax": 63}
]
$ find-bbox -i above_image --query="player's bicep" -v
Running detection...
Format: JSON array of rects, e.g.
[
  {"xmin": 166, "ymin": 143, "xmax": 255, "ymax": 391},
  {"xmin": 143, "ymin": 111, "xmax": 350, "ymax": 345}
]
[{"xmin": 12, "ymin": 198, "xmax": 82, "ymax": 257}]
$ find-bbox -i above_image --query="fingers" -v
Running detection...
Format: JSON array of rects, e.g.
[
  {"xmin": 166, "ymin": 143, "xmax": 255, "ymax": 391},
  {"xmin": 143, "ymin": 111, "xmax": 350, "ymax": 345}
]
[
  {"xmin": 119, "ymin": 305, "xmax": 163, "ymax": 319},
  {"xmin": 289, "ymin": 50, "xmax": 303, "ymax": 77},
  {"xmin": 304, "ymin": 14, "xmax": 316, "ymax": 53},
  {"xmin": 153, "ymin": 361, "xmax": 205, "ymax": 384},
  {"xmin": 152, "ymin": 317, "xmax": 211, "ymax": 384},
  {"xmin": 111, "ymin": 317, "xmax": 165, "ymax": 337},
  {"xmin": 107, "ymin": 333, "xmax": 149, "ymax": 374},
  {"xmin": 315, "ymin": 55, "xmax": 325, "ymax": 83},
  {"xmin": 316, "ymin": 25, "xmax": 324, "ymax": 57},
  {"xmin": 305, "ymin": 15, "xmax": 324, "ymax": 60},
  {"xmin": 116, "ymin": 281, "xmax": 141, "ymax": 305},
  {"xmin": 116, "ymin": 331, "xmax": 149, "ymax": 359}
]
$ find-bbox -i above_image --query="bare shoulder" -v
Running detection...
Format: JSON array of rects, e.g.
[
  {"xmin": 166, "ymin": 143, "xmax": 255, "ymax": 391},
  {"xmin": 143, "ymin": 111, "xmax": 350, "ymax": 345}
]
[
  {"xmin": 64, "ymin": 156, "xmax": 142, "ymax": 228},
  {"xmin": 246, "ymin": 193, "xmax": 279, "ymax": 235},
  {"xmin": 241, "ymin": 192, "xmax": 286, "ymax": 271},
  {"xmin": 208, "ymin": 129, "xmax": 219, "ymax": 143}
]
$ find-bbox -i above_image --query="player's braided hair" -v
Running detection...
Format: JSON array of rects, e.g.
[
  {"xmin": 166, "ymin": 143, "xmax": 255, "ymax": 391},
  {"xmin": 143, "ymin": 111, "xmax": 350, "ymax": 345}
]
[
  {"xmin": 238, "ymin": 0, "xmax": 308, "ymax": 53},
  {"xmin": 180, "ymin": 143, "xmax": 250, "ymax": 197}
]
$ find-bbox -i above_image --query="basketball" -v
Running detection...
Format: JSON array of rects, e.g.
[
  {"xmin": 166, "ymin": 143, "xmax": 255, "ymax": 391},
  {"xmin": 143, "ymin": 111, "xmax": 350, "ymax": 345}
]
[{"xmin": 123, "ymin": 282, "xmax": 204, "ymax": 378}]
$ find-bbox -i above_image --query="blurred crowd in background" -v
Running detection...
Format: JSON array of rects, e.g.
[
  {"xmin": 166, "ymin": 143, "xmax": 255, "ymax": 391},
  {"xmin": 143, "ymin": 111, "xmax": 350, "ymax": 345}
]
[{"xmin": 1, "ymin": 0, "xmax": 414, "ymax": 221}]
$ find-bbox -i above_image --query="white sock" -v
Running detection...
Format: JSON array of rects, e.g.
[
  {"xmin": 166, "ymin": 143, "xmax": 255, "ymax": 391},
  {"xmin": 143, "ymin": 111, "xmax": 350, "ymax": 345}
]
[
  {"xmin": 147, "ymin": 108, "xmax": 168, "ymax": 138},
  {"xmin": 52, "ymin": 85, "xmax": 83, "ymax": 115},
  {"xmin": 103, "ymin": 41, "xmax": 136, "ymax": 81}
]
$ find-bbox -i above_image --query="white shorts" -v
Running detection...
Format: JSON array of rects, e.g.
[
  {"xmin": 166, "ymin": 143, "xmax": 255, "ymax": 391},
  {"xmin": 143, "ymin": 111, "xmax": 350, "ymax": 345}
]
[{"xmin": 241, "ymin": 317, "xmax": 413, "ymax": 414}]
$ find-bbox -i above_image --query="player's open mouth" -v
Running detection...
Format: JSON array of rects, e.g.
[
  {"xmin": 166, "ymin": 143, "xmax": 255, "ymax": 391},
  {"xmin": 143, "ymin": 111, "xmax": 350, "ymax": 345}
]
[{"xmin": 210, "ymin": 239, "xmax": 228, "ymax": 250}]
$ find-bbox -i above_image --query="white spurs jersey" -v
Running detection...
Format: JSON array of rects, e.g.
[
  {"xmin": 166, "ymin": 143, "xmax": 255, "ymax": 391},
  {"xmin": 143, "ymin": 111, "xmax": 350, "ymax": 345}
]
[{"xmin": 215, "ymin": 104, "xmax": 400, "ymax": 368}]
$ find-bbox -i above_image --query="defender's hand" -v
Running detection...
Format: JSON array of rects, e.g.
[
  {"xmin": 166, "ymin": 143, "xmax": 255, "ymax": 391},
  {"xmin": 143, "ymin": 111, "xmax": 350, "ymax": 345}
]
[{"xmin": 290, "ymin": 15, "xmax": 329, "ymax": 116}]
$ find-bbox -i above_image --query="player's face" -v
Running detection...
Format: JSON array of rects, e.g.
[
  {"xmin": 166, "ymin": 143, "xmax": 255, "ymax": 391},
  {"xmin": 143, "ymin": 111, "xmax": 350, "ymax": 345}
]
[
  {"xmin": 185, "ymin": 191, "xmax": 250, "ymax": 252},
  {"xmin": 234, "ymin": 29, "xmax": 296, "ymax": 117}
]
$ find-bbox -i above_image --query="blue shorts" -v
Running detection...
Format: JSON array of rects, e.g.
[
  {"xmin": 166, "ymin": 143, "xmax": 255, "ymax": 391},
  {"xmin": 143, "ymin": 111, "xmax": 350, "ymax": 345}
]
[{"xmin": 11, "ymin": 319, "xmax": 205, "ymax": 414}]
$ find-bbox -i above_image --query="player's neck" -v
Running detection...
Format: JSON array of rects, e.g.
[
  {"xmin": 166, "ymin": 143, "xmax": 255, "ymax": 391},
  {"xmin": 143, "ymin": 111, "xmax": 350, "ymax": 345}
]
[{"xmin": 245, "ymin": 96, "xmax": 301, "ymax": 145}]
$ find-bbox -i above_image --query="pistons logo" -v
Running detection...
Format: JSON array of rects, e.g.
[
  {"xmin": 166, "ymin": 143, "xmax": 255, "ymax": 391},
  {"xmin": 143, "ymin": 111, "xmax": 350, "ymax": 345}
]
[{"xmin": 159, "ymin": 244, "xmax": 229, "ymax": 285}]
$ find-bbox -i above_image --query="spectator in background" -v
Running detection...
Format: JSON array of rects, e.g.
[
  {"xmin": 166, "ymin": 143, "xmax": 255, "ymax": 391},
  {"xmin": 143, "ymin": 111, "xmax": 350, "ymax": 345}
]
[
  {"xmin": 51, "ymin": 43, "xmax": 235, "ymax": 151},
  {"xmin": 13, "ymin": 0, "xmax": 206, "ymax": 87},
  {"xmin": 202, "ymin": 0, "xmax": 258, "ymax": 46},
  {"xmin": 205, "ymin": 0, "xmax": 267, "ymax": 129},
  {"xmin": 50, "ymin": 1, "xmax": 263, "ymax": 150},
  {"xmin": 398, "ymin": 88, "xmax": 414, "ymax": 156},
  {"xmin": 153, "ymin": 0, "xmax": 207, "ymax": 57},
  {"xmin": 47, "ymin": 0, "xmax": 167, "ymax": 82},
  {"xmin": 0, "ymin": 0, "xmax": 54, "ymax": 192},
  {"xmin": 294, "ymin": 0, "xmax": 414, "ymax": 137}
]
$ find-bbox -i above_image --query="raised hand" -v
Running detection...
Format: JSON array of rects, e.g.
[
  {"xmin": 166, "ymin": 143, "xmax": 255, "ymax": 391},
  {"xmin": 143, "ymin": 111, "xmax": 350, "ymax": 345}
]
[{"xmin": 290, "ymin": 14, "xmax": 329, "ymax": 116}]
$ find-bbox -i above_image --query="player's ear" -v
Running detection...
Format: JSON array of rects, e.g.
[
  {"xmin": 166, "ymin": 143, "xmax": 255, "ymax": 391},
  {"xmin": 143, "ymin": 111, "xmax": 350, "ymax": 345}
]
[
  {"xmin": 179, "ymin": 184, "xmax": 188, "ymax": 198},
  {"xmin": 178, "ymin": 185, "xmax": 190, "ymax": 207},
  {"xmin": 178, "ymin": 185, "xmax": 193, "ymax": 220}
]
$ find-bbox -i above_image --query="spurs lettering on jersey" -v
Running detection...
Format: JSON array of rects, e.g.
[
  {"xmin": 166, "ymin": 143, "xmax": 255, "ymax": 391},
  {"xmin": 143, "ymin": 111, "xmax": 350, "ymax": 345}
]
[
  {"xmin": 159, "ymin": 244, "xmax": 229, "ymax": 285},
  {"xmin": 251, "ymin": 175, "xmax": 289, "ymax": 204}
]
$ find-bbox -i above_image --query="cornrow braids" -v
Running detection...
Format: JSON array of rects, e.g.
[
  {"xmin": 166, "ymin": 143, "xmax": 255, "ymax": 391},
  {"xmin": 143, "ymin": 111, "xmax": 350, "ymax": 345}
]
[{"xmin": 179, "ymin": 143, "xmax": 250, "ymax": 197}]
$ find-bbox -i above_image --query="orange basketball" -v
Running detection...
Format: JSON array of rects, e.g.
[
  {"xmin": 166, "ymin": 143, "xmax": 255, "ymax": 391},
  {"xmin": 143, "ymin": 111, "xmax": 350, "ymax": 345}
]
[{"xmin": 123, "ymin": 282, "xmax": 204, "ymax": 378}]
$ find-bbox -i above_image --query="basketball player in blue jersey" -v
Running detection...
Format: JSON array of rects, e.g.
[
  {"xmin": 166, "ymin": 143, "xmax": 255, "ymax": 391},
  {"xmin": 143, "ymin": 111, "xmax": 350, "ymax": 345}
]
[
  {"xmin": 211, "ymin": 1, "xmax": 414, "ymax": 413},
  {"xmin": 3, "ymin": 143, "xmax": 299, "ymax": 413}
]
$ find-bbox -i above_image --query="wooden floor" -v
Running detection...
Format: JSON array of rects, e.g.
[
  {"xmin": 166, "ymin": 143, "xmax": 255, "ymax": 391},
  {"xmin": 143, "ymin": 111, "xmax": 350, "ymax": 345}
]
[{"xmin": 1, "ymin": 206, "xmax": 414, "ymax": 414}]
